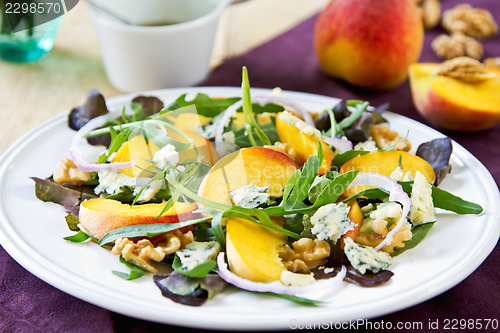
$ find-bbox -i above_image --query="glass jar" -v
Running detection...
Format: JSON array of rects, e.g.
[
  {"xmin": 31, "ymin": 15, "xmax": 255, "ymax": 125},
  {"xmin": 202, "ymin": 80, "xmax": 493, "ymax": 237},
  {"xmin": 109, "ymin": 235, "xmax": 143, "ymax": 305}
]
[{"xmin": 0, "ymin": 13, "xmax": 60, "ymax": 63}]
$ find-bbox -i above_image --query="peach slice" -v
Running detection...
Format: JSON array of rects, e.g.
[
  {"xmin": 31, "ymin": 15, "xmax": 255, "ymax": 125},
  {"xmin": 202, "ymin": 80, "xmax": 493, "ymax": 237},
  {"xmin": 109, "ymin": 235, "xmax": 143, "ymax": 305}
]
[
  {"xmin": 226, "ymin": 217, "xmax": 287, "ymax": 282},
  {"xmin": 164, "ymin": 112, "xmax": 212, "ymax": 132},
  {"xmin": 112, "ymin": 135, "xmax": 160, "ymax": 177},
  {"xmin": 339, "ymin": 150, "xmax": 435, "ymax": 197},
  {"xmin": 199, "ymin": 147, "xmax": 298, "ymax": 205},
  {"xmin": 340, "ymin": 200, "xmax": 364, "ymax": 249},
  {"xmin": 275, "ymin": 112, "xmax": 335, "ymax": 174},
  {"xmin": 79, "ymin": 198, "xmax": 197, "ymax": 239},
  {"xmin": 409, "ymin": 63, "xmax": 500, "ymax": 131},
  {"xmin": 168, "ymin": 130, "xmax": 219, "ymax": 167}
]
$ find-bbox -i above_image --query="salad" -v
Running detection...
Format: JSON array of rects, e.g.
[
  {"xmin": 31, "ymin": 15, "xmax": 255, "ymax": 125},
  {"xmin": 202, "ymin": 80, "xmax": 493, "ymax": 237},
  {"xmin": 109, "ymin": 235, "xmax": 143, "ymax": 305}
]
[{"xmin": 33, "ymin": 68, "xmax": 483, "ymax": 307}]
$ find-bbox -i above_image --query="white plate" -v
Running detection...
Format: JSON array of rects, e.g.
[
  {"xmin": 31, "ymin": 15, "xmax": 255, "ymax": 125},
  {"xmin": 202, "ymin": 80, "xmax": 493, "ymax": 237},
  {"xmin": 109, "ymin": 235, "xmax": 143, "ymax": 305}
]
[{"xmin": 0, "ymin": 87, "xmax": 499, "ymax": 331}]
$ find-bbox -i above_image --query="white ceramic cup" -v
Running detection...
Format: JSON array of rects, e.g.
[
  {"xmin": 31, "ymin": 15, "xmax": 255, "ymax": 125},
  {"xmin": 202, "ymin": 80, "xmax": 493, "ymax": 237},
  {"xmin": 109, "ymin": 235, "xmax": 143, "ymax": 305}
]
[{"xmin": 89, "ymin": 0, "xmax": 229, "ymax": 92}]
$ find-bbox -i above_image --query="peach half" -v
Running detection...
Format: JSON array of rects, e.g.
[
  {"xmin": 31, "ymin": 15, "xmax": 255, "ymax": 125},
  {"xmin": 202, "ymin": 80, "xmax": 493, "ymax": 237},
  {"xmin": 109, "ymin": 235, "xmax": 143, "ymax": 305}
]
[
  {"xmin": 79, "ymin": 198, "xmax": 197, "ymax": 239},
  {"xmin": 226, "ymin": 217, "xmax": 287, "ymax": 282},
  {"xmin": 112, "ymin": 135, "xmax": 159, "ymax": 178},
  {"xmin": 199, "ymin": 147, "xmax": 298, "ymax": 205},
  {"xmin": 275, "ymin": 113, "xmax": 335, "ymax": 174},
  {"xmin": 409, "ymin": 63, "xmax": 500, "ymax": 131},
  {"xmin": 314, "ymin": 0, "xmax": 423, "ymax": 90}
]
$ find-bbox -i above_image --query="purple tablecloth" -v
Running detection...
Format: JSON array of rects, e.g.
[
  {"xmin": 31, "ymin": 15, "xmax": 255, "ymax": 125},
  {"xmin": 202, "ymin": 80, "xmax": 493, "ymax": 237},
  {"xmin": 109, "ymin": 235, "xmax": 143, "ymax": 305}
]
[{"xmin": 1, "ymin": 0, "xmax": 499, "ymax": 332}]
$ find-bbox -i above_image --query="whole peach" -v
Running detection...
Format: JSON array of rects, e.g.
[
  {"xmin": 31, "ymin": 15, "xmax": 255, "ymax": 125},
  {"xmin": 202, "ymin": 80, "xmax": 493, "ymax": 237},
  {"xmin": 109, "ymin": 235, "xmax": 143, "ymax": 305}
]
[{"xmin": 314, "ymin": 0, "xmax": 424, "ymax": 90}]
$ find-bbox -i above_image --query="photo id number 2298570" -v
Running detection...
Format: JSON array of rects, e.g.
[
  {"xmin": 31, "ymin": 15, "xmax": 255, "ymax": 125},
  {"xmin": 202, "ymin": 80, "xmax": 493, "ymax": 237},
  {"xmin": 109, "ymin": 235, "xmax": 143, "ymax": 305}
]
[{"xmin": 4, "ymin": 1, "xmax": 63, "ymax": 14}]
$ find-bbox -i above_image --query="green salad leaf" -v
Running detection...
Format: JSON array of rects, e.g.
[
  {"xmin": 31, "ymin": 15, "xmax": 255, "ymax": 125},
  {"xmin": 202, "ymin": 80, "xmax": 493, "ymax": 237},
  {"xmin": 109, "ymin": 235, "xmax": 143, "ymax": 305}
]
[
  {"xmin": 63, "ymin": 231, "xmax": 90, "ymax": 243},
  {"xmin": 391, "ymin": 222, "xmax": 435, "ymax": 257},
  {"xmin": 166, "ymin": 93, "xmax": 241, "ymax": 118},
  {"xmin": 112, "ymin": 256, "xmax": 146, "ymax": 280},
  {"xmin": 399, "ymin": 181, "xmax": 483, "ymax": 214},
  {"xmin": 98, "ymin": 217, "xmax": 212, "ymax": 246},
  {"xmin": 172, "ymin": 256, "xmax": 217, "ymax": 278}
]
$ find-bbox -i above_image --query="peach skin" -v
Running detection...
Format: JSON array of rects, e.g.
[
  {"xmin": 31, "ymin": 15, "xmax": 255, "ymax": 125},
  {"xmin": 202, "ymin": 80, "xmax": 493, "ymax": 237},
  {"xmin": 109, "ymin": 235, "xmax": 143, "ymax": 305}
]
[{"xmin": 314, "ymin": 0, "xmax": 424, "ymax": 90}]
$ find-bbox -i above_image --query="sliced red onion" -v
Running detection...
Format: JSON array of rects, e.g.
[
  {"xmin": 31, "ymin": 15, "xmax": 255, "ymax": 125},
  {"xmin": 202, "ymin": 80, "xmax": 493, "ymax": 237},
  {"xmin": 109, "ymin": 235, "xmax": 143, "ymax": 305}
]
[
  {"xmin": 69, "ymin": 113, "xmax": 135, "ymax": 172},
  {"xmin": 348, "ymin": 173, "xmax": 411, "ymax": 250},
  {"xmin": 321, "ymin": 136, "xmax": 353, "ymax": 154},
  {"xmin": 216, "ymin": 253, "xmax": 346, "ymax": 301},
  {"xmin": 252, "ymin": 95, "xmax": 315, "ymax": 126}
]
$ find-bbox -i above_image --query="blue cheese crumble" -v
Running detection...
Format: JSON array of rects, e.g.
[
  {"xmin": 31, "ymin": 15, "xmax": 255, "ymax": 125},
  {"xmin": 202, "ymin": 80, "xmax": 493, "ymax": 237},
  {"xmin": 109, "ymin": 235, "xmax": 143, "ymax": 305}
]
[
  {"xmin": 409, "ymin": 171, "xmax": 436, "ymax": 225},
  {"xmin": 390, "ymin": 166, "xmax": 413, "ymax": 181},
  {"xmin": 229, "ymin": 184, "xmax": 271, "ymax": 209},
  {"xmin": 94, "ymin": 170, "xmax": 135, "ymax": 196},
  {"xmin": 344, "ymin": 238, "xmax": 392, "ymax": 274},
  {"xmin": 354, "ymin": 139, "xmax": 378, "ymax": 152},
  {"xmin": 176, "ymin": 241, "xmax": 220, "ymax": 271},
  {"xmin": 369, "ymin": 202, "xmax": 403, "ymax": 221},
  {"xmin": 94, "ymin": 170, "xmax": 161, "ymax": 202},
  {"xmin": 278, "ymin": 111, "xmax": 321, "ymax": 139},
  {"xmin": 280, "ymin": 271, "xmax": 315, "ymax": 287},
  {"xmin": 153, "ymin": 144, "xmax": 179, "ymax": 170},
  {"xmin": 310, "ymin": 203, "xmax": 354, "ymax": 243}
]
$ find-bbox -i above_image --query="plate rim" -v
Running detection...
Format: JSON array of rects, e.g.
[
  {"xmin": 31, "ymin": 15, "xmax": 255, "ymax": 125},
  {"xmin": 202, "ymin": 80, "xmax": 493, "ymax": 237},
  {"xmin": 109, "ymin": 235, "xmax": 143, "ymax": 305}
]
[{"xmin": 0, "ymin": 86, "xmax": 499, "ymax": 330}]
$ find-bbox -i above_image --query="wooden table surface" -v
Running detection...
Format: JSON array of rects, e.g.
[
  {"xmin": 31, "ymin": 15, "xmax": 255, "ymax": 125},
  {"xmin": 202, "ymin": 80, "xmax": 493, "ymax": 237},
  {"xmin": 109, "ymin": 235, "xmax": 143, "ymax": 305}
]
[{"xmin": 0, "ymin": 0, "xmax": 328, "ymax": 155}]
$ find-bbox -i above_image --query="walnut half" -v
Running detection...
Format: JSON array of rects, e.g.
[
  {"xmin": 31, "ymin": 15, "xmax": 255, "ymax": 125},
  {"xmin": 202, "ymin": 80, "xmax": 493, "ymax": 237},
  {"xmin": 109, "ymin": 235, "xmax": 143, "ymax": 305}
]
[
  {"xmin": 111, "ymin": 231, "xmax": 194, "ymax": 273},
  {"xmin": 415, "ymin": 0, "xmax": 441, "ymax": 30},
  {"xmin": 442, "ymin": 4, "xmax": 498, "ymax": 40},
  {"xmin": 53, "ymin": 157, "xmax": 92, "ymax": 185},
  {"xmin": 279, "ymin": 238, "xmax": 330, "ymax": 273},
  {"xmin": 371, "ymin": 125, "xmax": 411, "ymax": 152},
  {"xmin": 437, "ymin": 57, "xmax": 496, "ymax": 83},
  {"xmin": 431, "ymin": 33, "xmax": 483, "ymax": 60}
]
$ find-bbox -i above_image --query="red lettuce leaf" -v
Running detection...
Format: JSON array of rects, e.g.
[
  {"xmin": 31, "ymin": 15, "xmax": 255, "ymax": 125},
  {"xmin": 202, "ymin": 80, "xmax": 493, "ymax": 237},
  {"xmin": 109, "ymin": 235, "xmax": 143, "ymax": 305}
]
[
  {"xmin": 153, "ymin": 272, "xmax": 225, "ymax": 306},
  {"xmin": 416, "ymin": 137, "xmax": 453, "ymax": 186},
  {"xmin": 131, "ymin": 96, "xmax": 164, "ymax": 117},
  {"xmin": 31, "ymin": 177, "xmax": 96, "ymax": 216},
  {"xmin": 68, "ymin": 89, "xmax": 111, "ymax": 146}
]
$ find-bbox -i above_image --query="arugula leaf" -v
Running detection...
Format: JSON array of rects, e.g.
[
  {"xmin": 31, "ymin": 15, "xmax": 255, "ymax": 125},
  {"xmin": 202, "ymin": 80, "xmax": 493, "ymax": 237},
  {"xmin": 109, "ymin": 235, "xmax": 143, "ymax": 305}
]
[
  {"xmin": 282, "ymin": 170, "xmax": 301, "ymax": 203},
  {"xmin": 211, "ymin": 212, "xmax": 226, "ymax": 248},
  {"xmin": 331, "ymin": 150, "xmax": 370, "ymax": 170},
  {"xmin": 241, "ymin": 67, "xmax": 271, "ymax": 146},
  {"xmin": 399, "ymin": 181, "xmax": 483, "ymax": 215},
  {"xmin": 250, "ymin": 103, "xmax": 284, "ymax": 114},
  {"xmin": 112, "ymin": 256, "xmax": 146, "ymax": 280},
  {"xmin": 98, "ymin": 217, "xmax": 212, "ymax": 246},
  {"xmin": 193, "ymin": 228, "xmax": 215, "ymax": 242},
  {"xmin": 312, "ymin": 170, "xmax": 359, "ymax": 209},
  {"xmin": 63, "ymin": 231, "xmax": 90, "ymax": 242},
  {"xmin": 284, "ymin": 156, "xmax": 321, "ymax": 211},
  {"xmin": 172, "ymin": 256, "xmax": 217, "ymax": 278},
  {"xmin": 284, "ymin": 214, "xmax": 305, "ymax": 234},
  {"xmin": 341, "ymin": 187, "xmax": 390, "ymax": 203},
  {"xmin": 391, "ymin": 222, "xmax": 435, "ymax": 257},
  {"xmin": 337, "ymin": 101, "xmax": 369, "ymax": 130},
  {"xmin": 166, "ymin": 93, "xmax": 241, "ymax": 118},
  {"xmin": 233, "ymin": 123, "xmax": 280, "ymax": 148},
  {"xmin": 261, "ymin": 292, "xmax": 323, "ymax": 306},
  {"xmin": 432, "ymin": 186, "xmax": 483, "ymax": 214}
]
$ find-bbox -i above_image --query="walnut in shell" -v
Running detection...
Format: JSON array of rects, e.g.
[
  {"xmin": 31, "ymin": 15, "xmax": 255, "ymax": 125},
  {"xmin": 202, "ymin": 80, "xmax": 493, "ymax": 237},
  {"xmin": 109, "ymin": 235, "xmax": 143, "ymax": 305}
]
[
  {"xmin": 431, "ymin": 32, "xmax": 483, "ymax": 60},
  {"xmin": 442, "ymin": 4, "xmax": 498, "ymax": 39}
]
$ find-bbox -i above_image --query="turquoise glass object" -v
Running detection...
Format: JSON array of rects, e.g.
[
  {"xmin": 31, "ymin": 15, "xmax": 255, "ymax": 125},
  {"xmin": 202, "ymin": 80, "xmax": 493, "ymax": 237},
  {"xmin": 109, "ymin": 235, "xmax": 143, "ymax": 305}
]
[{"xmin": 0, "ymin": 17, "xmax": 60, "ymax": 63}]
